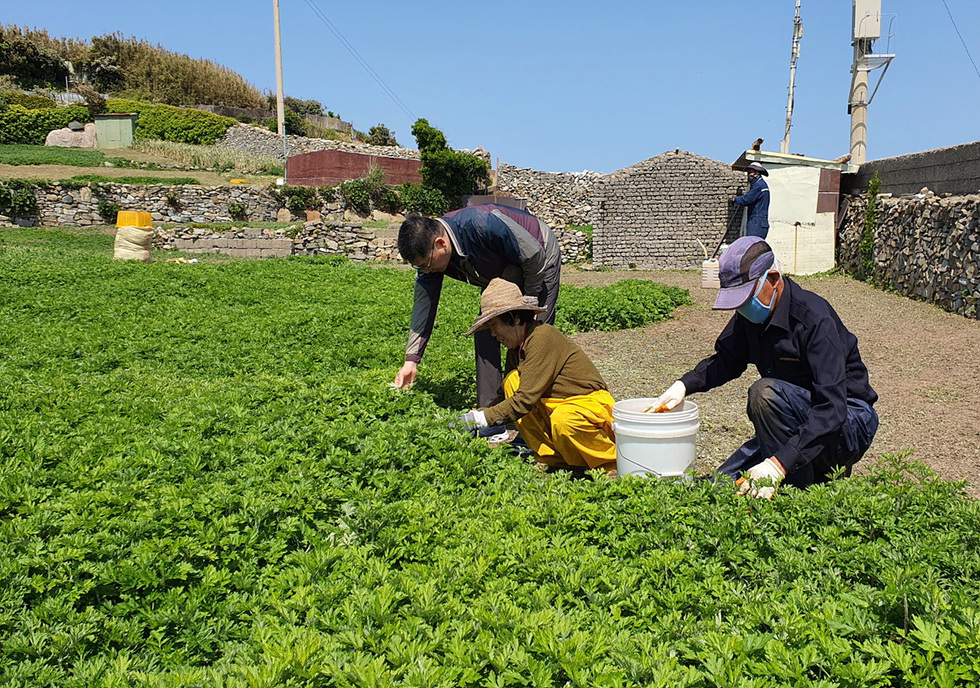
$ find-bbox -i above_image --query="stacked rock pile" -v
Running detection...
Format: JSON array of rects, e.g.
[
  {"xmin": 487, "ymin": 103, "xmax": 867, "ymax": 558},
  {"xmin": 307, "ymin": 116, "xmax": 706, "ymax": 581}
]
[{"xmin": 840, "ymin": 188, "xmax": 980, "ymax": 319}]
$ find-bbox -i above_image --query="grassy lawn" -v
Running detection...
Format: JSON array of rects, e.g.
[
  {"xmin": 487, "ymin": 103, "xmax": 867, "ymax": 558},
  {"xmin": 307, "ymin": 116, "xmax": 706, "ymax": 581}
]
[
  {"xmin": 1, "ymin": 228, "xmax": 979, "ymax": 687},
  {"xmin": 0, "ymin": 144, "xmax": 125, "ymax": 167}
]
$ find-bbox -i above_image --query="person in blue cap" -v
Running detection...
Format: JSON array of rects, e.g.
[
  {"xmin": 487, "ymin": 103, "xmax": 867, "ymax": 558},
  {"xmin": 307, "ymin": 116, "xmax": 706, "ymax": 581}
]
[
  {"xmin": 652, "ymin": 236, "xmax": 879, "ymax": 498},
  {"xmin": 734, "ymin": 162, "xmax": 770, "ymax": 238}
]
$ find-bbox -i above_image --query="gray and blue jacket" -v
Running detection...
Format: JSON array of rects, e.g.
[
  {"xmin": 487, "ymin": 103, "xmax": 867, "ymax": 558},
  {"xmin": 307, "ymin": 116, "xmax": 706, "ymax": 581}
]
[{"xmin": 406, "ymin": 204, "xmax": 561, "ymax": 363}]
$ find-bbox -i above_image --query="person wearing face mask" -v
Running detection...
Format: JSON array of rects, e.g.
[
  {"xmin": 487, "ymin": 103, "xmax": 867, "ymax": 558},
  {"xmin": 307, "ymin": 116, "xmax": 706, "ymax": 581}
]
[
  {"xmin": 652, "ymin": 236, "xmax": 879, "ymax": 498},
  {"xmin": 733, "ymin": 162, "xmax": 770, "ymax": 239},
  {"xmin": 455, "ymin": 278, "xmax": 617, "ymax": 475}
]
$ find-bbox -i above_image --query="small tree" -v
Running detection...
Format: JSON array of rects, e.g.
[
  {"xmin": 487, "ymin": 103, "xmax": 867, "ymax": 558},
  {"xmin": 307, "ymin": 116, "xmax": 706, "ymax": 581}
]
[
  {"xmin": 365, "ymin": 124, "xmax": 398, "ymax": 147},
  {"xmin": 410, "ymin": 118, "xmax": 489, "ymax": 210}
]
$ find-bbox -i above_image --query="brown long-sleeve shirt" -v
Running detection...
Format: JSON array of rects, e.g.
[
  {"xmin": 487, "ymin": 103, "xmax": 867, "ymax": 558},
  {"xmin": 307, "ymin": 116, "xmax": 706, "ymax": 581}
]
[{"xmin": 481, "ymin": 322, "xmax": 609, "ymax": 427}]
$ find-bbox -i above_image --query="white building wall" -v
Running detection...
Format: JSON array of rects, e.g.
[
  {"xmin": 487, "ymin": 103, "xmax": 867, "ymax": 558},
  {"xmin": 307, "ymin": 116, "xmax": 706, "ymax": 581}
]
[{"xmin": 742, "ymin": 165, "xmax": 835, "ymax": 275}]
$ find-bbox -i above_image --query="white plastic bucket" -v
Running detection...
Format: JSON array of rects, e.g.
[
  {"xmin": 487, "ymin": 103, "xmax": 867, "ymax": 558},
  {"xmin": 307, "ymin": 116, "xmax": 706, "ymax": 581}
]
[{"xmin": 612, "ymin": 398, "xmax": 699, "ymax": 478}]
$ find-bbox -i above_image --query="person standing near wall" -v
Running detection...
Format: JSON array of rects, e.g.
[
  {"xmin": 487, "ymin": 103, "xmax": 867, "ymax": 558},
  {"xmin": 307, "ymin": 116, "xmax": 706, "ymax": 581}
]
[
  {"xmin": 734, "ymin": 162, "xmax": 771, "ymax": 238},
  {"xmin": 394, "ymin": 203, "xmax": 562, "ymax": 407}
]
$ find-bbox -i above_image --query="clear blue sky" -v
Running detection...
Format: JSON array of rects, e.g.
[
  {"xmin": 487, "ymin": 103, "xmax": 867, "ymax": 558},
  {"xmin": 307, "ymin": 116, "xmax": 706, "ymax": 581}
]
[{"xmin": 6, "ymin": 1, "xmax": 980, "ymax": 173}]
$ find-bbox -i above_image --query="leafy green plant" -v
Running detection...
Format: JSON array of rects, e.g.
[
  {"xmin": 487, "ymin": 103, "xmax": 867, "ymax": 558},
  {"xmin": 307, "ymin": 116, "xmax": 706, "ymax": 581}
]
[
  {"xmin": 365, "ymin": 123, "xmax": 399, "ymax": 147},
  {"xmin": 96, "ymin": 198, "xmax": 120, "ymax": 224},
  {"xmin": 397, "ymin": 182, "xmax": 448, "ymax": 216},
  {"xmin": 411, "ymin": 118, "xmax": 489, "ymax": 209},
  {"xmin": 0, "ymin": 179, "xmax": 38, "ymax": 217},
  {"xmin": 0, "ymin": 229, "xmax": 979, "ymax": 687},
  {"xmin": 0, "ymin": 104, "xmax": 92, "ymax": 144},
  {"xmin": 1, "ymin": 92, "xmax": 56, "ymax": 109},
  {"xmin": 227, "ymin": 200, "xmax": 247, "ymax": 221},
  {"xmin": 337, "ymin": 178, "xmax": 371, "ymax": 214},
  {"xmin": 861, "ymin": 171, "xmax": 881, "ymax": 283},
  {"xmin": 166, "ymin": 188, "xmax": 182, "ymax": 210},
  {"xmin": 105, "ymin": 98, "xmax": 236, "ymax": 145},
  {"xmin": 555, "ymin": 279, "xmax": 693, "ymax": 333}
]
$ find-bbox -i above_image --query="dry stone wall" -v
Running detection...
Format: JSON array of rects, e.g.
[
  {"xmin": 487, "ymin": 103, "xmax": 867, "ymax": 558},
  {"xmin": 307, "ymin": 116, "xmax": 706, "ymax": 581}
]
[
  {"xmin": 155, "ymin": 221, "xmax": 398, "ymax": 261},
  {"xmin": 29, "ymin": 183, "xmax": 282, "ymax": 226},
  {"xmin": 217, "ymin": 124, "xmax": 421, "ymax": 162},
  {"xmin": 593, "ymin": 150, "xmax": 744, "ymax": 269},
  {"xmin": 840, "ymin": 190, "xmax": 980, "ymax": 319},
  {"xmin": 495, "ymin": 163, "xmax": 603, "ymax": 229}
]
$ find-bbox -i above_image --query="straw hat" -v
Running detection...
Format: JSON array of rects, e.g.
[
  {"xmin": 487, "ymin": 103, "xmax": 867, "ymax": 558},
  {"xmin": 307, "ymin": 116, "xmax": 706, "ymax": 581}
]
[{"xmin": 464, "ymin": 278, "xmax": 545, "ymax": 336}]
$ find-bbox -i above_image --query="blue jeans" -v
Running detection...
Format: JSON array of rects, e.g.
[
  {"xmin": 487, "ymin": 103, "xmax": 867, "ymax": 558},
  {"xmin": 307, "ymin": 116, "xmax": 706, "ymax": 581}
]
[{"xmin": 715, "ymin": 378, "xmax": 879, "ymax": 489}]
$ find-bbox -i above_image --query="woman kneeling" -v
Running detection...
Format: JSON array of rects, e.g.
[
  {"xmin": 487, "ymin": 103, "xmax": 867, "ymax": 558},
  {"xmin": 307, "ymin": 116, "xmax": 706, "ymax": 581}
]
[{"xmin": 461, "ymin": 278, "xmax": 617, "ymax": 474}]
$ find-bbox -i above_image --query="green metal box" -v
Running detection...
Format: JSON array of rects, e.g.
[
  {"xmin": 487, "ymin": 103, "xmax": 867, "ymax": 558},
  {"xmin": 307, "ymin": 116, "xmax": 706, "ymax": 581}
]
[{"xmin": 94, "ymin": 113, "xmax": 138, "ymax": 149}]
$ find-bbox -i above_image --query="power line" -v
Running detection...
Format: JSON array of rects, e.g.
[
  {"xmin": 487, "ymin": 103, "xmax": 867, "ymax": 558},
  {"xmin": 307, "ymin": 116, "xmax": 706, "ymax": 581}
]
[
  {"xmin": 940, "ymin": 0, "xmax": 980, "ymax": 83},
  {"xmin": 299, "ymin": 0, "xmax": 417, "ymax": 121}
]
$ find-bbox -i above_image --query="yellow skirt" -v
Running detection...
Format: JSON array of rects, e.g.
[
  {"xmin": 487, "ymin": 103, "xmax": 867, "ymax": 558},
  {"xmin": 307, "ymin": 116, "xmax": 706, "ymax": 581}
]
[{"xmin": 503, "ymin": 370, "xmax": 617, "ymax": 470}]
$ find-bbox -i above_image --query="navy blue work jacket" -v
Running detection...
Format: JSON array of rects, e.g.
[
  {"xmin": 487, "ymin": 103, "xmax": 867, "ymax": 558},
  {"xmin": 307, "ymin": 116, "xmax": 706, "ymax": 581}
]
[{"xmin": 681, "ymin": 277, "xmax": 877, "ymax": 474}]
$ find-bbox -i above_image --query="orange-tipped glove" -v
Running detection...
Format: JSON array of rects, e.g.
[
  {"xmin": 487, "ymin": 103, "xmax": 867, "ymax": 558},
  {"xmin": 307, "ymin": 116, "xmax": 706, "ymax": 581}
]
[
  {"xmin": 736, "ymin": 457, "xmax": 786, "ymax": 499},
  {"xmin": 653, "ymin": 380, "xmax": 687, "ymax": 411}
]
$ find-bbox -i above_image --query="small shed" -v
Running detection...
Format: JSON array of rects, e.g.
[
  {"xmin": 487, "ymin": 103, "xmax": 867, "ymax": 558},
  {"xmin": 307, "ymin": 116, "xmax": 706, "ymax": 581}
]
[
  {"xmin": 94, "ymin": 113, "xmax": 138, "ymax": 149},
  {"xmin": 732, "ymin": 150, "xmax": 858, "ymax": 275}
]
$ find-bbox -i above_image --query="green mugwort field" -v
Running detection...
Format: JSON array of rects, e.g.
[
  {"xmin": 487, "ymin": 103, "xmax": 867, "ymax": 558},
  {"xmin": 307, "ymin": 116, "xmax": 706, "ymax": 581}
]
[{"xmin": 1, "ymin": 228, "xmax": 979, "ymax": 687}]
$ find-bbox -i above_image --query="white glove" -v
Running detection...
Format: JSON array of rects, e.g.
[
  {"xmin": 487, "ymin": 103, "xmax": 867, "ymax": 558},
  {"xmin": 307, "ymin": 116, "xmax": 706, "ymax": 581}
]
[
  {"xmin": 455, "ymin": 409, "xmax": 488, "ymax": 431},
  {"xmin": 736, "ymin": 457, "xmax": 786, "ymax": 499},
  {"xmin": 653, "ymin": 380, "xmax": 686, "ymax": 411}
]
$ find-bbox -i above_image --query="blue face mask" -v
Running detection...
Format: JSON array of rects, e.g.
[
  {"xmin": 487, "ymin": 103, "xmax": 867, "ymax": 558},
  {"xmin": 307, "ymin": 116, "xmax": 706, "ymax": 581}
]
[{"xmin": 737, "ymin": 275, "xmax": 776, "ymax": 323}]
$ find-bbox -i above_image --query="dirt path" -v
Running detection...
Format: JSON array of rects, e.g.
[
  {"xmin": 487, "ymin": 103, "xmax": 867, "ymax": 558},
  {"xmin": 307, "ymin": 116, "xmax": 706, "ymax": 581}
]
[{"xmin": 564, "ymin": 268, "xmax": 980, "ymax": 495}]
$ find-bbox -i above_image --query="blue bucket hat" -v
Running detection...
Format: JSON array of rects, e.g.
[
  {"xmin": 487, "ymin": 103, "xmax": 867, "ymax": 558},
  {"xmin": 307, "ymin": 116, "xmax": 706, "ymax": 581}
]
[{"xmin": 713, "ymin": 236, "xmax": 775, "ymax": 310}]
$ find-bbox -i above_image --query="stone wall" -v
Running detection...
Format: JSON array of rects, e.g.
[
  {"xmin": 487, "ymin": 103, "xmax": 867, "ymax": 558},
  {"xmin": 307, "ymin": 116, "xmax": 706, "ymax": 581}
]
[
  {"xmin": 495, "ymin": 163, "xmax": 602, "ymax": 229},
  {"xmin": 839, "ymin": 190, "xmax": 980, "ymax": 319},
  {"xmin": 844, "ymin": 140, "xmax": 980, "ymax": 197},
  {"xmin": 593, "ymin": 150, "xmax": 743, "ymax": 269},
  {"xmin": 155, "ymin": 221, "xmax": 397, "ymax": 261},
  {"xmin": 217, "ymin": 124, "xmax": 421, "ymax": 163},
  {"xmin": 31, "ymin": 183, "xmax": 283, "ymax": 226},
  {"xmin": 154, "ymin": 220, "xmax": 589, "ymax": 264}
]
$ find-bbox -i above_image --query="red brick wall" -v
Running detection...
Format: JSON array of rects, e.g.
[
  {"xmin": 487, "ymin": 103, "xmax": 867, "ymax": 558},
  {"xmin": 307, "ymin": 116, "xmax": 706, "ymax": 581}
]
[{"xmin": 286, "ymin": 149, "xmax": 422, "ymax": 186}]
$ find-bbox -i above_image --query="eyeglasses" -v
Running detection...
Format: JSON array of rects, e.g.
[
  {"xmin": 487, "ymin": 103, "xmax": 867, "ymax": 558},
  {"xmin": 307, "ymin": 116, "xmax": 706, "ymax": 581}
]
[{"xmin": 419, "ymin": 237, "xmax": 437, "ymax": 271}]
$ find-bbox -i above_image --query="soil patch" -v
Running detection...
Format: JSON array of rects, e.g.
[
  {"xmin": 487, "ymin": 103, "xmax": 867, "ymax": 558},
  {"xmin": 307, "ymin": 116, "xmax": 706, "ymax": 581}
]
[{"xmin": 563, "ymin": 268, "xmax": 980, "ymax": 496}]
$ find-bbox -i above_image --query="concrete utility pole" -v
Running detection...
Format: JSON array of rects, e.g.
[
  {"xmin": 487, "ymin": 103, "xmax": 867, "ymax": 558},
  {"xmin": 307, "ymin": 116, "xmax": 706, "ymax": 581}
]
[
  {"xmin": 849, "ymin": 0, "xmax": 894, "ymax": 164},
  {"xmin": 273, "ymin": 0, "xmax": 288, "ymax": 164},
  {"xmin": 781, "ymin": 0, "xmax": 803, "ymax": 155}
]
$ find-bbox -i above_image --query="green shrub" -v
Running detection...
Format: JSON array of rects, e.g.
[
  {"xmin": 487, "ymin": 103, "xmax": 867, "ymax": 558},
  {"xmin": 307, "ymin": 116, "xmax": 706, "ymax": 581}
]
[
  {"xmin": 337, "ymin": 178, "xmax": 371, "ymax": 214},
  {"xmin": 227, "ymin": 200, "xmax": 247, "ymax": 221},
  {"xmin": 97, "ymin": 199, "xmax": 120, "ymax": 224},
  {"xmin": 397, "ymin": 182, "xmax": 448, "ymax": 216},
  {"xmin": 365, "ymin": 123, "xmax": 399, "ymax": 147},
  {"xmin": 0, "ymin": 104, "xmax": 92, "ymax": 144},
  {"xmin": 1, "ymin": 93, "xmax": 56, "ymax": 109},
  {"xmin": 105, "ymin": 98, "xmax": 236, "ymax": 145},
  {"xmin": 0, "ymin": 179, "xmax": 38, "ymax": 217},
  {"xmin": 269, "ymin": 183, "xmax": 320, "ymax": 213},
  {"xmin": 410, "ymin": 118, "xmax": 489, "ymax": 209},
  {"xmin": 262, "ymin": 110, "xmax": 305, "ymax": 136},
  {"xmin": 555, "ymin": 279, "xmax": 693, "ymax": 334}
]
